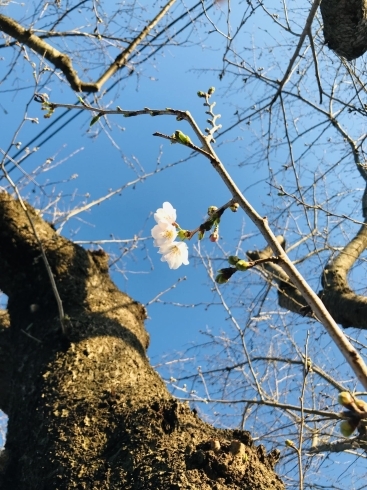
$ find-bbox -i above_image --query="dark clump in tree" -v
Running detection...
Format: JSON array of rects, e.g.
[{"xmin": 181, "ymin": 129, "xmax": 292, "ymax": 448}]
[
  {"xmin": 321, "ymin": 0, "xmax": 367, "ymax": 60},
  {"xmin": 0, "ymin": 193, "xmax": 284, "ymax": 489}
]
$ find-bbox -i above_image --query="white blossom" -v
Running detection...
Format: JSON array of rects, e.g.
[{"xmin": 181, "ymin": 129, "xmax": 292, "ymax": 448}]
[
  {"xmin": 154, "ymin": 201, "xmax": 176, "ymax": 225},
  {"xmin": 151, "ymin": 222, "xmax": 177, "ymax": 247},
  {"xmin": 158, "ymin": 241, "xmax": 189, "ymax": 269}
]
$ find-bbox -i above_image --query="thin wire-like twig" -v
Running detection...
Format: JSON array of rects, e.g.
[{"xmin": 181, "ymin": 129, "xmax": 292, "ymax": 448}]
[
  {"xmin": 0, "ymin": 163, "xmax": 66, "ymax": 334},
  {"xmin": 270, "ymin": 0, "xmax": 322, "ymax": 104}
]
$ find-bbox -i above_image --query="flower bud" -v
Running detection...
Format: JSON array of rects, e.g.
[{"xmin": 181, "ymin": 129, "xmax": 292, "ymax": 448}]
[
  {"xmin": 177, "ymin": 229, "xmax": 189, "ymax": 240},
  {"xmin": 230, "ymin": 202, "xmax": 239, "ymax": 212},
  {"xmin": 208, "ymin": 86, "xmax": 215, "ymax": 95},
  {"xmin": 174, "ymin": 130, "xmax": 192, "ymax": 145},
  {"xmin": 208, "ymin": 206, "xmax": 218, "ymax": 215},
  {"xmin": 235, "ymin": 260, "xmax": 250, "ymax": 271},
  {"xmin": 338, "ymin": 392, "xmax": 354, "ymax": 408},
  {"xmin": 355, "ymin": 398, "xmax": 367, "ymax": 412},
  {"xmin": 228, "ymin": 255, "xmax": 240, "ymax": 266},
  {"xmin": 215, "ymin": 272, "xmax": 229, "ymax": 284},
  {"xmin": 210, "ymin": 230, "xmax": 219, "ymax": 242},
  {"xmin": 285, "ymin": 439, "xmax": 295, "ymax": 448},
  {"xmin": 340, "ymin": 419, "xmax": 358, "ymax": 437},
  {"xmin": 197, "ymin": 91, "xmax": 206, "ymax": 98},
  {"xmin": 215, "ymin": 267, "xmax": 236, "ymax": 284}
]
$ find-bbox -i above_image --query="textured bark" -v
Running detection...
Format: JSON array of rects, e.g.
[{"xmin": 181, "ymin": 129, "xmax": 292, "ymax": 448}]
[
  {"xmin": 0, "ymin": 193, "xmax": 284, "ymax": 490},
  {"xmin": 321, "ymin": 0, "xmax": 367, "ymax": 60},
  {"xmin": 248, "ymin": 226, "xmax": 367, "ymax": 329}
]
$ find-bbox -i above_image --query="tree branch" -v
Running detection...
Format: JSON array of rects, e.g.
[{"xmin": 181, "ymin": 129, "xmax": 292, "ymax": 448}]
[
  {"xmin": 248, "ymin": 222, "xmax": 367, "ymax": 330},
  {"xmin": 271, "ymin": 0, "xmax": 321, "ymax": 104},
  {"xmin": 247, "ymin": 236, "xmax": 309, "ymax": 315},
  {"xmin": 0, "ymin": 0, "xmax": 177, "ymax": 92},
  {"xmin": 322, "ymin": 221, "xmax": 367, "ymax": 328}
]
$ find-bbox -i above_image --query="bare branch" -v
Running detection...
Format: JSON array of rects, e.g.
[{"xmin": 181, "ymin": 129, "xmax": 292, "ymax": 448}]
[{"xmin": 0, "ymin": 0, "xmax": 177, "ymax": 92}]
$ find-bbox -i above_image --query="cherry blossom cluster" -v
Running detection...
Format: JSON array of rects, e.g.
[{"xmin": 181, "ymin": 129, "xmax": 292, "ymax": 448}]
[{"xmin": 151, "ymin": 202, "xmax": 189, "ymax": 270}]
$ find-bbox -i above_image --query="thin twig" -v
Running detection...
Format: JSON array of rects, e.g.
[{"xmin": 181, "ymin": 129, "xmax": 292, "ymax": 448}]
[
  {"xmin": 21, "ymin": 329, "xmax": 42, "ymax": 343},
  {"xmin": 270, "ymin": 0, "xmax": 322, "ymax": 105},
  {"xmin": 297, "ymin": 333, "xmax": 310, "ymax": 490},
  {"xmin": 307, "ymin": 28, "xmax": 323, "ymax": 104},
  {"xmin": 175, "ymin": 395, "xmax": 344, "ymax": 419},
  {"xmin": 0, "ymin": 164, "xmax": 66, "ymax": 334},
  {"xmin": 0, "ymin": 0, "xmax": 177, "ymax": 92}
]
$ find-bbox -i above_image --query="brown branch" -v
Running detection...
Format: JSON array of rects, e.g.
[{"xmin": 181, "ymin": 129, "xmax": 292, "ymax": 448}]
[
  {"xmin": 0, "ymin": 0, "xmax": 177, "ymax": 92},
  {"xmin": 307, "ymin": 28, "xmax": 322, "ymax": 104},
  {"xmin": 0, "ymin": 31, "xmax": 130, "ymax": 49},
  {"xmin": 0, "ymin": 14, "xmax": 97, "ymax": 92},
  {"xmin": 248, "ymin": 224, "xmax": 367, "ymax": 330},
  {"xmin": 178, "ymin": 355, "xmax": 348, "ymax": 392},
  {"xmin": 309, "ymin": 438, "xmax": 367, "ymax": 454},
  {"xmin": 321, "ymin": 221, "xmax": 367, "ymax": 329},
  {"xmin": 247, "ymin": 236, "xmax": 309, "ymax": 315},
  {"xmin": 178, "ymin": 396, "xmax": 343, "ymax": 419}
]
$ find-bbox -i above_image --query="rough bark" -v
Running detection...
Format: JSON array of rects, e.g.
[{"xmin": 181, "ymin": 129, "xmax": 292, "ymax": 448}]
[
  {"xmin": 321, "ymin": 0, "xmax": 367, "ymax": 60},
  {"xmin": 0, "ymin": 192, "xmax": 284, "ymax": 490},
  {"xmin": 248, "ymin": 227, "xmax": 367, "ymax": 329}
]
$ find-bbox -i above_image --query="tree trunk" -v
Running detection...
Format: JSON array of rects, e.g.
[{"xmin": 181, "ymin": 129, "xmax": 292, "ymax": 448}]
[{"xmin": 0, "ymin": 193, "xmax": 284, "ymax": 490}]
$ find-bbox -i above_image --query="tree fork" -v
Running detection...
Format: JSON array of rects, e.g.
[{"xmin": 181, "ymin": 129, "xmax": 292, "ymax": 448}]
[
  {"xmin": 0, "ymin": 0, "xmax": 177, "ymax": 93},
  {"xmin": 247, "ymin": 229, "xmax": 367, "ymax": 330}
]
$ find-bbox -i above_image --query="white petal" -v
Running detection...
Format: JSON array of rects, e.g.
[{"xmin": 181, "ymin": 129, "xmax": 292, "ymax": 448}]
[
  {"xmin": 151, "ymin": 222, "xmax": 177, "ymax": 247},
  {"xmin": 154, "ymin": 201, "xmax": 177, "ymax": 224},
  {"xmin": 159, "ymin": 241, "xmax": 189, "ymax": 269}
]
